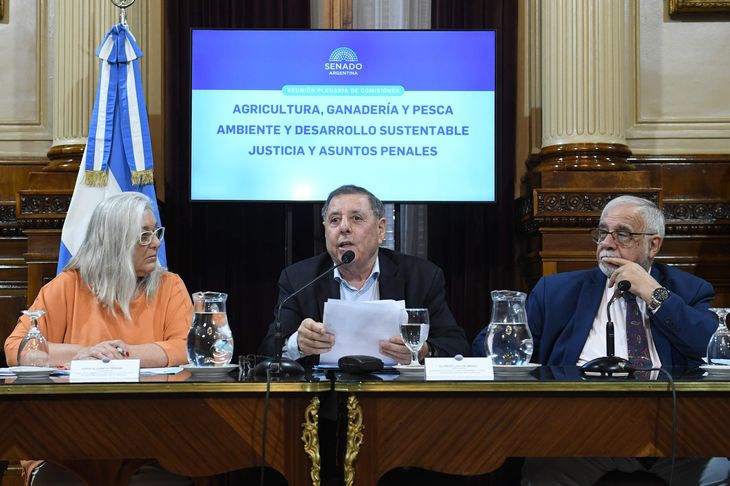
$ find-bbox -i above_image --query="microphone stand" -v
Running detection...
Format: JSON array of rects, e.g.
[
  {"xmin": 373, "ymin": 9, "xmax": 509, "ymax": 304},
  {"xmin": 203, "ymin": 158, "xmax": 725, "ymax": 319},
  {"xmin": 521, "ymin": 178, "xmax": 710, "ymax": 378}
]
[
  {"xmin": 580, "ymin": 280, "xmax": 635, "ymax": 377},
  {"xmin": 254, "ymin": 251, "xmax": 355, "ymax": 380},
  {"xmin": 252, "ymin": 302, "xmax": 307, "ymax": 380}
]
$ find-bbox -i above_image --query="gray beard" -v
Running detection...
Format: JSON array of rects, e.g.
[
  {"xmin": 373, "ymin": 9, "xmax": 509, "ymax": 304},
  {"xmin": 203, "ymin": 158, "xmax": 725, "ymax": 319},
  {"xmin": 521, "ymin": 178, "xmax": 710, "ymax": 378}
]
[
  {"xmin": 598, "ymin": 251, "xmax": 652, "ymax": 278},
  {"xmin": 598, "ymin": 260, "xmax": 615, "ymax": 278}
]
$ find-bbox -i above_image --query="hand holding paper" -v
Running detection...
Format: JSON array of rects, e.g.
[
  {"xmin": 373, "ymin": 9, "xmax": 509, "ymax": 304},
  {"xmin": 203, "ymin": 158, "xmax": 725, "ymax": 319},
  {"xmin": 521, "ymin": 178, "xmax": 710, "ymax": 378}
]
[
  {"xmin": 297, "ymin": 318, "xmax": 335, "ymax": 355},
  {"xmin": 319, "ymin": 299, "xmax": 405, "ymax": 366}
]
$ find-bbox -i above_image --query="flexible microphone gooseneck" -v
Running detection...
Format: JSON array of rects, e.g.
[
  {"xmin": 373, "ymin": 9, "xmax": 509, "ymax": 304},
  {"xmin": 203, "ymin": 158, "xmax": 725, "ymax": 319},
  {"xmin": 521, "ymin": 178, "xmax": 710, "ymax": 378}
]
[
  {"xmin": 606, "ymin": 280, "xmax": 631, "ymax": 357},
  {"xmin": 253, "ymin": 250, "xmax": 355, "ymax": 379},
  {"xmin": 580, "ymin": 280, "xmax": 635, "ymax": 377}
]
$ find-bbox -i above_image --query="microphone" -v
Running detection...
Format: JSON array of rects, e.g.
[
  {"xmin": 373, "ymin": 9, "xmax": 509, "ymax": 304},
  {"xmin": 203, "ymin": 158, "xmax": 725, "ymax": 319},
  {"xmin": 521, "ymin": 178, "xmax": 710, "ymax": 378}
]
[
  {"xmin": 254, "ymin": 250, "xmax": 356, "ymax": 379},
  {"xmin": 606, "ymin": 280, "xmax": 631, "ymax": 356},
  {"xmin": 580, "ymin": 279, "xmax": 635, "ymax": 377}
]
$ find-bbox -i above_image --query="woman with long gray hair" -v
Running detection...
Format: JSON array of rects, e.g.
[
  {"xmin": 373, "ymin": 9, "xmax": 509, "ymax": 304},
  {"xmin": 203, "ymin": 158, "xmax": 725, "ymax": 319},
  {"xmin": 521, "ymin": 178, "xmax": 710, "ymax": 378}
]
[
  {"xmin": 5, "ymin": 191, "xmax": 192, "ymax": 367},
  {"xmin": 4, "ymin": 192, "xmax": 194, "ymax": 485}
]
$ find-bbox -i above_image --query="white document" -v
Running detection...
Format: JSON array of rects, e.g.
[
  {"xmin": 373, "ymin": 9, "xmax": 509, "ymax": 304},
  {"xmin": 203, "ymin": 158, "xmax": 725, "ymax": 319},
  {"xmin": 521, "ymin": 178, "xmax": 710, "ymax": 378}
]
[
  {"xmin": 140, "ymin": 366, "xmax": 183, "ymax": 375},
  {"xmin": 425, "ymin": 357, "xmax": 494, "ymax": 381},
  {"xmin": 70, "ymin": 359, "xmax": 140, "ymax": 382},
  {"xmin": 0, "ymin": 368, "xmax": 15, "ymax": 377},
  {"xmin": 319, "ymin": 299, "xmax": 405, "ymax": 366}
]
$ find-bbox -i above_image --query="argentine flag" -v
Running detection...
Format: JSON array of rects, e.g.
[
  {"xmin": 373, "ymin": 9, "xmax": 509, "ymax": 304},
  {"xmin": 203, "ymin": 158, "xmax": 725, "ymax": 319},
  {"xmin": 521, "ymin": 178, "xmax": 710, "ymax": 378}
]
[{"xmin": 58, "ymin": 24, "xmax": 166, "ymax": 273}]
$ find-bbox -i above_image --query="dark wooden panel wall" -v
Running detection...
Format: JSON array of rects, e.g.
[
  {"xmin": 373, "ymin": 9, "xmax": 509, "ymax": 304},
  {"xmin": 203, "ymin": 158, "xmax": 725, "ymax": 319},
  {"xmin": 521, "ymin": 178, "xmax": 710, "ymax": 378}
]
[{"xmin": 0, "ymin": 157, "xmax": 73, "ymax": 365}]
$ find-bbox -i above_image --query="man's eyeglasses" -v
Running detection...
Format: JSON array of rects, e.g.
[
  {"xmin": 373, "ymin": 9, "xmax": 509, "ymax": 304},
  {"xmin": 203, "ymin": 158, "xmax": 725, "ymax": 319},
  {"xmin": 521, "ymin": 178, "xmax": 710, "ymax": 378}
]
[
  {"xmin": 590, "ymin": 228, "xmax": 654, "ymax": 246},
  {"xmin": 138, "ymin": 227, "xmax": 165, "ymax": 246}
]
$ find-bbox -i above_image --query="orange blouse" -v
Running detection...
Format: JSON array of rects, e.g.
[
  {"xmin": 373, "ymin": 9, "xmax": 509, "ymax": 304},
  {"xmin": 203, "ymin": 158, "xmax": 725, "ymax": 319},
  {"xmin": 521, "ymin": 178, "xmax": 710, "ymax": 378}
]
[{"xmin": 4, "ymin": 270, "xmax": 193, "ymax": 366}]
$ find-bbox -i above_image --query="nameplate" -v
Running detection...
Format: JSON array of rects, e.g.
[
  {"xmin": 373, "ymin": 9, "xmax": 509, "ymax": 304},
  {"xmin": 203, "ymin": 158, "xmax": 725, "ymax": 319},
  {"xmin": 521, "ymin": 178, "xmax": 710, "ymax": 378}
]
[
  {"xmin": 70, "ymin": 359, "xmax": 140, "ymax": 383},
  {"xmin": 425, "ymin": 357, "xmax": 494, "ymax": 381}
]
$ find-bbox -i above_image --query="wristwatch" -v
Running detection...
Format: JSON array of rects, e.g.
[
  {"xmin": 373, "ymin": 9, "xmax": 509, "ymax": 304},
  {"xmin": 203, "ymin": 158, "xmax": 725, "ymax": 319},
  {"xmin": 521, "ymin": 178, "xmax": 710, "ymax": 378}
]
[{"xmin": 648, "ymin": 287, "xmax": 670, "ymax": 311}]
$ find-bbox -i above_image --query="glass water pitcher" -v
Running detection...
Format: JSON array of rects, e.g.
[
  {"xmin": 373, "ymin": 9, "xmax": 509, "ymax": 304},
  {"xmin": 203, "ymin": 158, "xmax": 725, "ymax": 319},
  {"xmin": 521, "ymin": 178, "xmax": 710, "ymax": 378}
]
[
  {"xmin": 186, "ymin": 292, "xmax": 234, "ymax": 366},
  {"xmin": 484, "ymin": 290, "xmax": 533, "ymax": 365}
]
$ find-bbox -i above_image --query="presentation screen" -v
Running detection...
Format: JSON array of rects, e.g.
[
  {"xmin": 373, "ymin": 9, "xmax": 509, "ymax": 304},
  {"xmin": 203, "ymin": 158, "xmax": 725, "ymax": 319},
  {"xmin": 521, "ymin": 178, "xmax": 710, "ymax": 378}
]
[{"xmin": 190, "ymin": 29, "xmax": 496, "ymax": 202}]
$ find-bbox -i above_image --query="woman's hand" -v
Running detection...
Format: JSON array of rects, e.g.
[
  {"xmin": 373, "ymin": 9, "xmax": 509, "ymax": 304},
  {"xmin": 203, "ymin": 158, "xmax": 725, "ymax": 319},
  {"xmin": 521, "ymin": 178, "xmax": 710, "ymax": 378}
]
[{"xmin": 73, "ymin": 339, "xmax": 129, "ymax": 361}]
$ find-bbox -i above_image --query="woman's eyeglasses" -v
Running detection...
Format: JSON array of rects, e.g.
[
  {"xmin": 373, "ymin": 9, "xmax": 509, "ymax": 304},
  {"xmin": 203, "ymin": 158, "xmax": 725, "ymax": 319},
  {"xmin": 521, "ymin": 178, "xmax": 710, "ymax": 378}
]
[{"xmin": 138, "ymin": 227, "xmax": 165, "ymax": 246}]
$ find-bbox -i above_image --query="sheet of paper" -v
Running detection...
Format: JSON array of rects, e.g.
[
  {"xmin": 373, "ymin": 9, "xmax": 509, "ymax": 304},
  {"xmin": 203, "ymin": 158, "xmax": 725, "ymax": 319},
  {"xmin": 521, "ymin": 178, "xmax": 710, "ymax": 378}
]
[
  {"xmin": 70, "ymin": 359, "xmax": 140, "ymax": 382},
  {"xmin": 319, "ymin": 299, "xmax": 404, "ymax": 366},
  {"xmin": 140, "ymin": 367, "xmax": 183, "ymax": 375},
  {"xmin": 425, "ymin": 357, "xmax": 494, "ymax": 381},
  {"xmin": 0, "ymin": 367, "xmax": 69, "ymax": 377}
]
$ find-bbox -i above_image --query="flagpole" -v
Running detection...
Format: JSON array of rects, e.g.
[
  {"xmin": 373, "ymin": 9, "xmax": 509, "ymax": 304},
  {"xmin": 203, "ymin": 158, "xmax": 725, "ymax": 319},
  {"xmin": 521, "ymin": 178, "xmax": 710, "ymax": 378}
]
[
  {"xmin": 111, "ymin": 0, "xmax": 137, "ymax": 27},
  {"xmin": 58, "ymin": 1, "xmax": 167, "ymax": 274}
]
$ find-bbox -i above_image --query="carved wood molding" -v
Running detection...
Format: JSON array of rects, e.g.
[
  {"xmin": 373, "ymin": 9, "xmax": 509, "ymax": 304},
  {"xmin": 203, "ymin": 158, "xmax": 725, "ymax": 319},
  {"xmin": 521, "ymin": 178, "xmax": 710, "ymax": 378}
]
[
  {"xmin": 536, "ymin": 143, "xmax": 633, "ymax": 172},
  {"xmin": 16, "ymin": 193, "xmax": 71, "ymax": 230},
  {"xmin": 16, "ymin": 218, "xmax": 65, "ymax": 230},
  {"xmin": 18, "ymin": 194, "xmax": 71, "ymax": 215},
  {"xmin": 301, "ymin": 396, "xmax": 321, "ymax": 486},
  {"xmin": 0, "ymin": 281, "xmax": 26, "ymax": 290},
  {"xmin": 519, "ymin": 190, "xmax": 659, "ymax": 224},
  {"xmin": 0, "ymin": 202, "xmax": 22, "ymax": 237},
  {"xmin": 518, "ymin": 191, "xmax": 730, "ymax": 234},
  {"xmin": 664, "ymin": 202, "xmax": 730, "ymax": 221},
  {"xmin": 0, "ymin": 202, "xmax": 16, "ymax": 222},
  {"xmin": 535, "ymin": 190, "xmax": 659, "ymax": 215},
  {"xmin": 344, "ymin": 394, "xmax": 363, "ymax": 486}
]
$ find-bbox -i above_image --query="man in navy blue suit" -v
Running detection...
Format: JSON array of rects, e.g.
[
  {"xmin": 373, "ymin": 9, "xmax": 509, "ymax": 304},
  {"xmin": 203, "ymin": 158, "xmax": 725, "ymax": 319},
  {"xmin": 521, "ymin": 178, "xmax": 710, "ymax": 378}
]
[
  {"xmin": 527, "ymin": 195, "xmax": 717, "ymax": 371},
  {"xmin": 474, "ymin": 195, "xmax": 717, "ymax": 369},
  {"xmin": 474, "ymin": 195, "xmax": 730, "ymax": 485}
]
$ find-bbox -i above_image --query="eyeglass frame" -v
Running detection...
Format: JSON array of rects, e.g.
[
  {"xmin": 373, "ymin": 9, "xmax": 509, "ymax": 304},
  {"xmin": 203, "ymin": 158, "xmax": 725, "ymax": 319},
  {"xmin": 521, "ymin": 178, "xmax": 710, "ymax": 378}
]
[
  {"xmin": 590, "ymin": 227, "xmax": 656, "ymax": 247},
  {"xmin": 138, "ymin": 226, "xmax": 165, "ymax": 246}
]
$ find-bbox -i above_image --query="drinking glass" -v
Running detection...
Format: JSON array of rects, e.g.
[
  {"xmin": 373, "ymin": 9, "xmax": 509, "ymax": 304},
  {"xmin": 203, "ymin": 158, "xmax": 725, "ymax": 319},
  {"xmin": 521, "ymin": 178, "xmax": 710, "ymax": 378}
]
[
  {"xmin": 17, "ymin": 309, "xmax": 50, "ymax": 367},
  {"xmin": 707, "ymin": 308, "xmax": 730, "ymax": 365},
  {"xmin": 400, "ymin": 308, "xmax": 430, "ymax": 367}
]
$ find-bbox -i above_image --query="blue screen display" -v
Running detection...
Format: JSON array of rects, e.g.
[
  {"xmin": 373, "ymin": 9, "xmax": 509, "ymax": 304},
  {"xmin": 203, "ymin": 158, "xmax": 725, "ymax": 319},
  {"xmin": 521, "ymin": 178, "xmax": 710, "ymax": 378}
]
[{"xmin": 190, "ymin": 30, "xmax": 496, "ymax": 202}]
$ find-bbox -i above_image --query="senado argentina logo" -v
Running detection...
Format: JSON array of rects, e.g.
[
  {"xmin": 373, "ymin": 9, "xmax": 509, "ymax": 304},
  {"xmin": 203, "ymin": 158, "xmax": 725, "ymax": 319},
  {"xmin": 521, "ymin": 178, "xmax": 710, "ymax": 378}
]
[{"xmin": 325, "ymin": 47, "xmax": 362, "ymax": 76}]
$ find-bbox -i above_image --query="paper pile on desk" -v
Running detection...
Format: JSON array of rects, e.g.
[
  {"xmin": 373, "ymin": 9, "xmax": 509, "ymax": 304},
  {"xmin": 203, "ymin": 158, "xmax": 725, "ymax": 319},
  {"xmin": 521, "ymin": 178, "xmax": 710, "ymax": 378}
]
[{"xmin": 319, "ymin": 299, "xmax": 404, "ymax": 366}]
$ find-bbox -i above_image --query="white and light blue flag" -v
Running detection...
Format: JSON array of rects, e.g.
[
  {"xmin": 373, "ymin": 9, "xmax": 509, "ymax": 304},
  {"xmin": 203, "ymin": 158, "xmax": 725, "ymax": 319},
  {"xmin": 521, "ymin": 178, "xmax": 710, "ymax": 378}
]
[{"xmin": 58, "ymin": 23, "xmax": 166, "ymax": 273}]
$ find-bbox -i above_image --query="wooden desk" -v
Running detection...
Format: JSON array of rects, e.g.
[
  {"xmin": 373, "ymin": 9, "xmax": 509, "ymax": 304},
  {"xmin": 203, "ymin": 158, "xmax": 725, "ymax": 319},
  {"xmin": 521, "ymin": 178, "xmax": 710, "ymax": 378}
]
[
  {"xmin": 0, "ymin": 375, "xmax": 329, "ymax": 486},
  {"xmin": 335, "ymin": 371, "xmax": 730, "ymax": 485}
]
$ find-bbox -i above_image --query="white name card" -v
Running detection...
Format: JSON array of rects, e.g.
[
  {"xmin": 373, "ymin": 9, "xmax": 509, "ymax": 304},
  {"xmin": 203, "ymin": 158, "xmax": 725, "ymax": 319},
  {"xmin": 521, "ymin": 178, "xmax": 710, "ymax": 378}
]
[
  {"xmin": 425, "ymin": 357, "xmax": 494, "ymax": 381},
  {"xmin": 70, "ymin": 359, "xmax": 140, "ymax": 383}
]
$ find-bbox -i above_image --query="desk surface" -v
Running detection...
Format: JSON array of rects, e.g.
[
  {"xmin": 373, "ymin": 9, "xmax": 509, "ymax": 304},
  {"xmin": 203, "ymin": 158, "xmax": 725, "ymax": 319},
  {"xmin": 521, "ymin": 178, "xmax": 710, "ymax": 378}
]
[
  {"xmin": 333, "ymin": 364, "xmax": 730, "ymax": 392},
  {"xmin": 2, "ymin": 365, "xmax": 729, "ymax": 486},
  {"xmin": 0, "ymin": 372, "xmax": 330, "ymax": 486},
  {"xmin": 333, "ymin": 366, "xmax": 730, "ymax": 485}
]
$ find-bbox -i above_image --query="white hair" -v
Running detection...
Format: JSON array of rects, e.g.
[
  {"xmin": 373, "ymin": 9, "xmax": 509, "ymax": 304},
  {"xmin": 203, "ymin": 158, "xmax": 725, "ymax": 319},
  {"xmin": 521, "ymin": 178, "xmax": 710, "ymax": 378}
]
[
  {"xmin": 602, "ymin": 195, "xmax": 665, "ymax": 237},
  {"xmin": 65, "ymin": 192, "xmax": 164, "ymax": 319}
]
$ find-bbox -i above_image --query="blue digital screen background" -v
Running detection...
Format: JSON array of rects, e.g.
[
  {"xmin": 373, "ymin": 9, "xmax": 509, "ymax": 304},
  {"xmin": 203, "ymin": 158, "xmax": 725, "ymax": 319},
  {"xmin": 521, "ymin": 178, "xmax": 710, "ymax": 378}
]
[{"xmin": 190, "ymin": 30, "xmax": 497, "ymax": 202}]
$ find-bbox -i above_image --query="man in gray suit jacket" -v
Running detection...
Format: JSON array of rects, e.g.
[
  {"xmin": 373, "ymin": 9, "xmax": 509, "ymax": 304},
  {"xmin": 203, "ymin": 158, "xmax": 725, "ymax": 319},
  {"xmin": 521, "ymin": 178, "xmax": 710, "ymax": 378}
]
[{"xmin": 259, "ymin": 184, "xmax": 469, "ymax": 367}]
